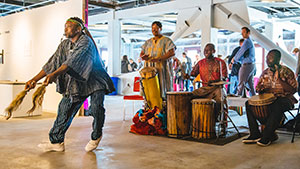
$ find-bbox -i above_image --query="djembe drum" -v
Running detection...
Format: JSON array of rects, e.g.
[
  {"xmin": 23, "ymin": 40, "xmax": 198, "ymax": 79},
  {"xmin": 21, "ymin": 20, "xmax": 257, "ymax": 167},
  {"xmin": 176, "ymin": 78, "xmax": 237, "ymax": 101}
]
[
  {"xmin": 139, "ymin": 67, "xmax": 163, "ymax": 110},
  {"xmin": 167, "ymin": 92, "xmax": 193, "ymax": 138},
  {"xmin": 191, "ymin": 99, "xmax": 216, "ymax": 139},
  {"xmin": 248, "ymin": 93, "xmax": 276, "ymax": 124}
]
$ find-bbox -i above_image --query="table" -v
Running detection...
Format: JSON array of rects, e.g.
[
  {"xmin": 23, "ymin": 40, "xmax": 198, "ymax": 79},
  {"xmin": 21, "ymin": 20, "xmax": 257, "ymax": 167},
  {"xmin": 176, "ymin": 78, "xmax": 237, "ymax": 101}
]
[
  {"xmin": 227, "ymin": 96, "xmax": 248, "ymax": 107},
  {"xmin": 227, "ymin": 96, "xmax": 248, "ymax": 115}
]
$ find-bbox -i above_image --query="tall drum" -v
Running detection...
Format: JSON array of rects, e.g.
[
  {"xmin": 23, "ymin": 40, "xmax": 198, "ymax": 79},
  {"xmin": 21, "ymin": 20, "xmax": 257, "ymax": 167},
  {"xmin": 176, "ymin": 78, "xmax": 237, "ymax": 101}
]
[
  {"xmin": 248, "ymin": 93, "xmax": 276, "ymax": 124},
  {"xmin": 140, "ymin": 67, "xmax": 163, "ymax": 110},
  {"xmin": 191, "ymin": 99, "xmax": 216, "ymax": 139},
  {"xmin": 167, "ymin": 92, "xmax": 193, "ymax": 138}
]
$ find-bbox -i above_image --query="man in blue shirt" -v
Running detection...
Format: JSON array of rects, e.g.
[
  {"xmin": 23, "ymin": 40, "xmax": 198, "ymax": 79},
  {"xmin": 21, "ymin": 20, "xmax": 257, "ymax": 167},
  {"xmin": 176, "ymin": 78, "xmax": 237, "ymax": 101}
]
[{"xmin": 231, "ymin": 27, "xmax": 256, "ymax": 96}]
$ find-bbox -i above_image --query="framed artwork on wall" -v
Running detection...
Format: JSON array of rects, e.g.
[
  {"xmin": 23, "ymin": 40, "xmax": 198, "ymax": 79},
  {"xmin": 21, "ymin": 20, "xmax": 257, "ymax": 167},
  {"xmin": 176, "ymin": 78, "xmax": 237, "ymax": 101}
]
[{"xmin": 0, "ymin": 50, "xmax": 3, "ymax": 64}]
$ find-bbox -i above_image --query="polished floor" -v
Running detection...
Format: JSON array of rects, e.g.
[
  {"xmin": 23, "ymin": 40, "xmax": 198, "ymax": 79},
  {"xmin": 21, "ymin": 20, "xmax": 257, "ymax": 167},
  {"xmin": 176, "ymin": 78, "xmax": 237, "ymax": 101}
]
[{"xmin": 1, "ymin": 96, "xmax": 300, "ymax": 169}]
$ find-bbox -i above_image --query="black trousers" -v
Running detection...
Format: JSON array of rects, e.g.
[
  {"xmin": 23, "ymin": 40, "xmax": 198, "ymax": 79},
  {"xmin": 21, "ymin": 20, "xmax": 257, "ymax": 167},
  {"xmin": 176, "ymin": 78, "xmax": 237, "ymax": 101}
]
[{"xmin": 245, "ymin": 97, "xmax": 293, "ymax": 140}]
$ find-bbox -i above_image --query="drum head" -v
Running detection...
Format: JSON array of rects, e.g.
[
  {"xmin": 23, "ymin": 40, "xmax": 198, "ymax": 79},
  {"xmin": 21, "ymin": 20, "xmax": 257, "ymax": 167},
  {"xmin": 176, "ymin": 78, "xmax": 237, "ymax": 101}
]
[
  {"xmin": 191, "ymin": 98, "xmax": 216, "ymax": 104},
  {"xmin": 248, "ymin": 93, "xmax": 276, "ymax": 106},
  {"xmin": 167, "ymin": 91, "xmax": 192, "ymax": 95},
  {"xmin": 139, "ymin": 67, "xmax": 157, "ymax": 78}
]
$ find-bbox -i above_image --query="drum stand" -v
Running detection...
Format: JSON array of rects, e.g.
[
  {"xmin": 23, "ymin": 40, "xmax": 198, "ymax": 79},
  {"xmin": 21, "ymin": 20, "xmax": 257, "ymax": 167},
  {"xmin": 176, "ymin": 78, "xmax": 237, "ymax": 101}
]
[{"xmin": 215, "ymin": 83, "xmax": 241, "ymax": 138}]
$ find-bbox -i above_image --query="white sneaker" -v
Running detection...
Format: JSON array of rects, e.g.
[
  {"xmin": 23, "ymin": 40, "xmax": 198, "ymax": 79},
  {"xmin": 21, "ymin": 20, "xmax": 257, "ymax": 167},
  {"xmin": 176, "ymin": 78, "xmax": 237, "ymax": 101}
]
[
  {"xmin": 85, "ymin": 136, "xmax": 102, "ymax": 152},
  {"xmin": 38, "ymin": 142, "xmax": 65, "ymax": 152}
]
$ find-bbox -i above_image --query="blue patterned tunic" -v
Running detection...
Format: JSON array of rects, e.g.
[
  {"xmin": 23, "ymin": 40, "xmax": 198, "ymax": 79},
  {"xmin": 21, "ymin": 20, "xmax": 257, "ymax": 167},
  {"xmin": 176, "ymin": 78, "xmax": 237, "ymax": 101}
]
[{"xmin": 43, "ymin": 34, "xmax": 115, "ymax": 102}]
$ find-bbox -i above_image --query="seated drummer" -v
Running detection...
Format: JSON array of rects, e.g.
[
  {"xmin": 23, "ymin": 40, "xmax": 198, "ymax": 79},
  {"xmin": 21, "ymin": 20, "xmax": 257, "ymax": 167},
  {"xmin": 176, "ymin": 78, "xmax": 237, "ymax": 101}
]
[
  {"xmin": 186, "ymin": 43, "xmax": 228, "ymax": 118},
  {"xmin": 243, "ymin": 49, "xmax": 297, "ymax": 146}
]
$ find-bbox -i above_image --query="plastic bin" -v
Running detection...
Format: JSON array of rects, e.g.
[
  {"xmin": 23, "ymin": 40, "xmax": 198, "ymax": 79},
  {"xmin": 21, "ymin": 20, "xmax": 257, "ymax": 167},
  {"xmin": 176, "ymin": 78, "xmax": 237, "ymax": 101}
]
[{"xmin": 109, "ymin": 77, "xmax": 119, "ymax": 95}]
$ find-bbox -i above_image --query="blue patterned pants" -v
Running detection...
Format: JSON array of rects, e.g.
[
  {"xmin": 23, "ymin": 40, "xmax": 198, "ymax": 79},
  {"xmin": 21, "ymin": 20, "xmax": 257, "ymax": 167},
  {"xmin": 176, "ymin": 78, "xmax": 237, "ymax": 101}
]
[{"xmin": 49, "ymin": 90, "xmax": 105, "ymax": 143}]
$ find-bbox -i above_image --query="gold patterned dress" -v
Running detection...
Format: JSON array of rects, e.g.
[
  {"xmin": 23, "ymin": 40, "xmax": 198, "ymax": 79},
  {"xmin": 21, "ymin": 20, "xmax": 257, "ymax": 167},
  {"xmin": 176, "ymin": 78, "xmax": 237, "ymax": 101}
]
[{"xmin": 141, "ymin": 36, "xmax": 176, "ymax": 100}]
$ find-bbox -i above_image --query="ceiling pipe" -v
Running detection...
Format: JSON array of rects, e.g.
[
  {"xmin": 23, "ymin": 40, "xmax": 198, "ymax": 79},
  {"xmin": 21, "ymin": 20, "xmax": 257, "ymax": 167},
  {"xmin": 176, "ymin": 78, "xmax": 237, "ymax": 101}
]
[{"xmin": 0, "ymin": 0, "xmax": 57, "ymax": 17}]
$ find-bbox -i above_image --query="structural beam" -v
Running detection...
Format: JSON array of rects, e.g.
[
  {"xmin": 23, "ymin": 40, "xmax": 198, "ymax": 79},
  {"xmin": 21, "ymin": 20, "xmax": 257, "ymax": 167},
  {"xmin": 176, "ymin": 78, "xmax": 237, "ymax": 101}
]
[
  {"xmin": 89, "ymin": 0, "xmax": 203, "ymax": 24},
  {"xmin": 0, "ymin": 0, "xmax": 34, "ymax": 6},
  {"xmin": 88, "ymin": 0, "xmax": 116, "ymax": 9},
  {"xmin": 247, "ymin": 1, "xmax": 298, "ymax": 7}
]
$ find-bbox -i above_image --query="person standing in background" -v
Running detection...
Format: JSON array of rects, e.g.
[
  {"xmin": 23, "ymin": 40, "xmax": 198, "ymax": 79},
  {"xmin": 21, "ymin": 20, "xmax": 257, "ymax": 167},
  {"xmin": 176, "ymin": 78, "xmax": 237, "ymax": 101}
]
[
  {"xmin": 192, "ymin": 54, "xmax": 201, "ymax": 89},
  {"xmin": 129, "ymin": 58, "xmax": 138, "ymax": 71},
  {"xmin": 173, "ymin": 57, "xmax": 184, "ymax": 91},
  {"xmin": 231, "ymin": 27, "xmax": 256, "ymax": 97},
  {"xmin": 227, "ymin": 39, "xmax": 244, "ymax": 95},
  {"xmin": 121, "ymin": 55, "xmax": 131, "ymax": 73},
  {"xmin": 193, "ymin": 54, "xmax": 201, "ymax": 67},
  {"xmin": 181, "ymin": 52, "xmax": 192, "ymax": 91},
  {"xmin": 137, "ymin": 58, "xmax": 144, "ymax": 70}
]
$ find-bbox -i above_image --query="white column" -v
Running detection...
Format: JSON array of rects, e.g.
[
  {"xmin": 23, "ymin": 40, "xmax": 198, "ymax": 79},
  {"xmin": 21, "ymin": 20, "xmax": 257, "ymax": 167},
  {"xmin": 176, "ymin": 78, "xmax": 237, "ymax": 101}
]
[
  {"xmin": 295, "ymin": 29, "xmax": 300, "ymax": 48},
  {"xmin": 200, "ymin": 0, "xmax": 218, "ymax": 53},
  {"xmin": 107, "ymin": 10, "xmax": 121, "ymax": 76},
  {"xmin": 264, "ymin": 21, "xmax": 274, "ymax": 41}
]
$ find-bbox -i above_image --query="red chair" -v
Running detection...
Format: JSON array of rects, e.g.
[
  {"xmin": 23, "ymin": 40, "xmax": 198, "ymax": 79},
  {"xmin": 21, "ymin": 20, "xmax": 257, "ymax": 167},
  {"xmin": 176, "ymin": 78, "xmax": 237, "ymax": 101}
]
[{"xmin": 123, "ymin": 77, "xmax": 144, "ymax": 121}]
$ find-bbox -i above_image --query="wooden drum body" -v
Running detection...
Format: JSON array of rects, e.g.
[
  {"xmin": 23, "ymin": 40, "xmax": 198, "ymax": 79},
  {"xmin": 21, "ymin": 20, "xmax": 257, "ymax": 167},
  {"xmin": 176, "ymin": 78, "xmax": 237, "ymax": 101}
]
[
  {"xmin": 191, "ymin": 99, "xmax": 216, "ymax": 139},
  {"xmin": 248, "ymin": 93, "xmax": 276, "ymax": 123},
  {"xmin": 167, "ymin": 92, "xmax": 193, "ymax": 137},
  {"xmin": 140, "ymin": 67, "xmax": 163, "ymax": 110}
]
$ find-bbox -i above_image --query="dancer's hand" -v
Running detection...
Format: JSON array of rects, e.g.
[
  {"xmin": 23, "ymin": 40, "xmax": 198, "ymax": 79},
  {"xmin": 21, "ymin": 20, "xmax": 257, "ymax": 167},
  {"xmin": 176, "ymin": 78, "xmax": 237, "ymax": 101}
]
[
  {"xmin": 43, "ymin": 73, "xmax": 56, "ymax": 86},
  {"xmin": 149, "ymin": 58, "xmax": 161, "ymax": 62},
  {"xmin": 25, "ymin": 79, "xmax": 37, "ymax": 91}
]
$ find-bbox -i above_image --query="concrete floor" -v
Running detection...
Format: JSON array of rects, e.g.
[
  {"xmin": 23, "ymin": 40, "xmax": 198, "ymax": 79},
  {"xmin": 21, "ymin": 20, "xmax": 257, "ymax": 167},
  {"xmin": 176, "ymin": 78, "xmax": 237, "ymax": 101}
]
[{"xmin": 1, "ymin": 96, "xmax": 300, "ymax": 169}]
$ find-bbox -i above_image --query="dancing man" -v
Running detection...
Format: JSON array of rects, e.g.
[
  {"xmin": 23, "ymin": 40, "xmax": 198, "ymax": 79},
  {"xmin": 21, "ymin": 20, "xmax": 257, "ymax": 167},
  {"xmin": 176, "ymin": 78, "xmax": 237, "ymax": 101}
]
[{"xmin": 25, "ymin": 17, "xmax": 115, "ymax": 152}]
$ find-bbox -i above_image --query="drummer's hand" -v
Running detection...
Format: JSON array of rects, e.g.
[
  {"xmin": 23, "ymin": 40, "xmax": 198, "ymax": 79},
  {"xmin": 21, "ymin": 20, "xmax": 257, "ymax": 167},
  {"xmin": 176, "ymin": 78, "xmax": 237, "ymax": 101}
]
[
  {"xmin": 25, "ymin": 79, "xmax": 37, "ymax": 91},
  {"xmin": 141, "ymin": 54, "xmax": 150, "ymax": 61},
  {"xmin": 207, "ymin": 80, "xmax": 214, "ymax": 86},
  {"xmin": 183, "ymin": 73, "xmax": 190, "ymax": 80},
  {"xmin": 257, "ymin": 85, "xmax": 266, "ymax": 94},
  {"xmin": 149, "ymin": 58, "xmax": 161, "ymax": 62},
  {"xmin": 229, "ymin": 63, "xmax": 233, "ymax": 70},
  {"xmin": 208, "ymin": 80, "xmax": 218, "ymax": 86}
]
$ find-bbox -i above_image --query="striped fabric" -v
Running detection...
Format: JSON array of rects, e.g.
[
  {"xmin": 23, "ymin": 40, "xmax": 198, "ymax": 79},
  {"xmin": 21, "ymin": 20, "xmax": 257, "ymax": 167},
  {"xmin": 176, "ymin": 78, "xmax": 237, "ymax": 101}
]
[
  {"xmin": 49, "ymin": 90, "xmax": 105, "ymax": 143},
  {"xmin": 255, "ymin": 65, "xmax": 297, "ymax": 103},
  {"xmin": 42, "ymin": 34, "xmax": 115, "ymax": 102}
]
